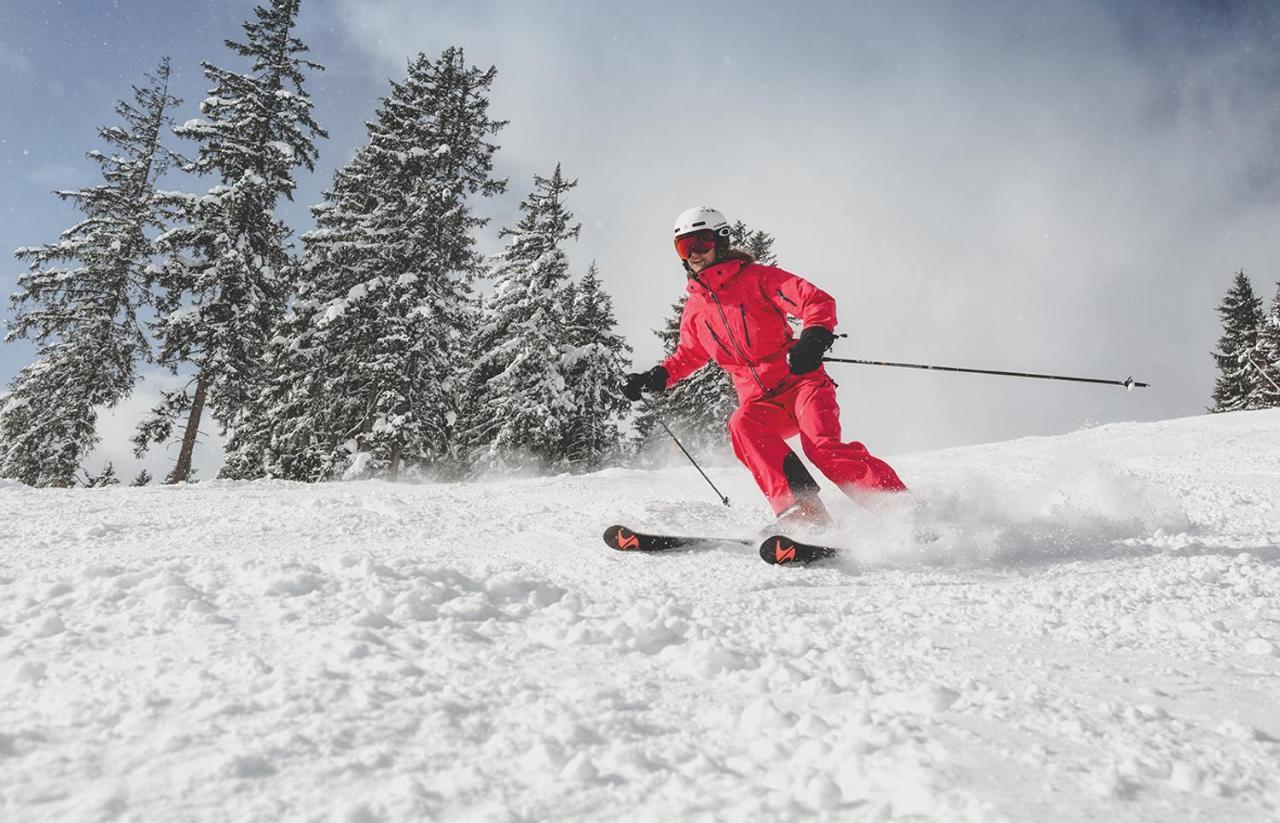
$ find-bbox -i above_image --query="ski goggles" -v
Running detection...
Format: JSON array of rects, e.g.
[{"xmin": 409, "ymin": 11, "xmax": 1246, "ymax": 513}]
[{"xmin": 674, "ymin": 229, "xmax": 718, "ymax": 260}]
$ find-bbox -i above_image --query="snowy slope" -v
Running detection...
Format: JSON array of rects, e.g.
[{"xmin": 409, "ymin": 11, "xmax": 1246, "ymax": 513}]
[{"xmin": 2, "ymin": 410, "xmax": 1279, "ymax": 822}]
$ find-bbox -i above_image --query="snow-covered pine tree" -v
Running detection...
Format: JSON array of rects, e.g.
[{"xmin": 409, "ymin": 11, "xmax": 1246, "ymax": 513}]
[
  {"xmin": 222, "ymin": 48, "xmax": 506, "ymax": 481},
  {"xmin": 80, "ymin": 462, "xmax": 119, "ymax": 488},
  {"xmin": 1210, "ymin": 270, "xmax": 1267, "ymax": 412},
  {"xmin": 137, "ymin": 0, "xmax": 326, "ymax": 483},
  {"xmin": 630, "ymin": 222, "xmax": 780, "ymax": 461},
  {"xmin": 730, "ymin": 220, "xmax": 778, "ymax": 268},
  {"xmin": 1255, "ymin": 281, "xmax": 1280, "ymax": 408},
  {"xmin": 461, "ymin": 164, "xmax": 582, "ymax": 472},
  {"xmin": 0, "ymin": 59, "xmax": 181, "ymax": 487},
  {"xmin": 562, "ymin": 261, "xmax": 632, "ymax": 470},
  {"xmin": 629, "ymin": 298, "xmax": 737, "ymax": 462}
]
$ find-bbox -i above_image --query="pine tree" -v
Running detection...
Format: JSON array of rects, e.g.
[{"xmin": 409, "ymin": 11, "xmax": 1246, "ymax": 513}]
[
  {"xmin": 630, "ymin": 297, "xmax": 738, "ymax": 461},
  {"xmin": 1210, "ymin": 270, "xmax": 1268, "ymax": 412},
  {"xmin": 0, "ymin": 59, "xmax": 180, "ymax": 487},
  {"xmin": 80, "ymin": 462, "xmax": 119, "ymax": 488},
  {"xmin": 461, "ymin": 164, "xmax": 582, "ymax": 472},
  {"xmin": 563, "ymin": 261, "xmax": 632, "ymax": 470},
  {"xmin": 137, "ymin": 0, "xmax": 326, "ymax": 483},
  {"xmin": 631, "ymin": 222, "xmax": 780, "ymax": 460},
  {"xmin": 131, "ymin": 469, "xmax": 153, "ymax": 487},
  {"xmin": 1256, "ymin": 281, "xmax": 1280, "ymax": 408},
  {"xmin": 221, "ymin": 48, "xmax": 506, "ymax": 481},
  {"xmin": 730, "ymin": 220, "xmax": 778, "ymax": 267}
]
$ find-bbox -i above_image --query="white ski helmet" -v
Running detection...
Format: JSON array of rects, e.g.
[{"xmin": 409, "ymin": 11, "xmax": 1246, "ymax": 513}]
[{"xmin": 673, "ymin": 205, "xmax": 730, "ymax": 239}]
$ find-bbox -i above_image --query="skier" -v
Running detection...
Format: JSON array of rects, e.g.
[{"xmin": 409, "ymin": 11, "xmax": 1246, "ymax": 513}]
[{"xmin": 623, "ymin": 206, "xmax": 906, "ymax": 527}]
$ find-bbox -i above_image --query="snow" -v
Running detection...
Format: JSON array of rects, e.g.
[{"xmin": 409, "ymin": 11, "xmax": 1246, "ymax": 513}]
[
  {"xmin": 318, "ymin": 298, "xmax": 349, "ymax": 326},
  {"xmin": 2, "ymin": 410, "xmax": 1279, "ymax": 821},
  {"xmin": 164, "ymin": 304, "xmax": 198, "ymax": 324}
]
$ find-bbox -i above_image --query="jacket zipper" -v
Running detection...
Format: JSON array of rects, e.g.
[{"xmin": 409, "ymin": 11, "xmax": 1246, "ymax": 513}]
[
  {"xmin": 739, "ymin": 304, "xmax": 751, "ymax": 347},
  {"xmin": 706, "ymin": 288, "xmax": 768, "ymax": 394},
  {"xmin": 691, "ymin": 268, "xmax": 770, "ymax": 394}
]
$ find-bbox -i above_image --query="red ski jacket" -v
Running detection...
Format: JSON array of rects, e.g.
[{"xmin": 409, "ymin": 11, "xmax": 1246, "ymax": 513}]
[{"xmin": 661, "ymin": 258, "xmax": 838, "ymax": 403}]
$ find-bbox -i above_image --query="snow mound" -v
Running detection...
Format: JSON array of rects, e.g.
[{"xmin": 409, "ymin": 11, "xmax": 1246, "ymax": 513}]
[
  {"xmin": 1, "ymin": 410, "xmax": 1277, "ymax": 821},
  {"xmin": 827, "ymin": 409, "xmax": 1279, "ymax": 571}
]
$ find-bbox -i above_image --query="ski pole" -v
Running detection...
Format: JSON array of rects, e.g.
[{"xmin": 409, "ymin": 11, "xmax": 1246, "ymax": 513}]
[
  {"xmin": 821, "ymin": 357, "xmax": 1150, "ymax": 389},
  {"xmin": 641, "ymin": 397, "xmax": 731, "ymax": 507}
]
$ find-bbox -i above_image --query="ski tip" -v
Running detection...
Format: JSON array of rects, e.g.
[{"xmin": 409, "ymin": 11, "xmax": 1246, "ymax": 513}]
[
  {"xmin": 759, "ymin": 534, "xmax": 839, "ymax": 566},
  {"xmin": 603, "ymin": 524, "xmax": 640, "ymax": 551}
]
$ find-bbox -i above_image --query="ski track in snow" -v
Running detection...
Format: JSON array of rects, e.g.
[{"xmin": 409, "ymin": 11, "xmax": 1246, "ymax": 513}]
[{"xmin": 2, "ymin": 411, "xmax": 1279, "ymax": 822}]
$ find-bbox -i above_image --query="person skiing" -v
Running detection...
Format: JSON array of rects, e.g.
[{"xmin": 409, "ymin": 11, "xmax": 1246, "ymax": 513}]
[{"xmin": 622, "ymin": 206, "xmax": 906, "ymax": 527}]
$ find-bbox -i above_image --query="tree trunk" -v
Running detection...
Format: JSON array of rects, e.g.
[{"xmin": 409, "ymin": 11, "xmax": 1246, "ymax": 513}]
[
  {"xmin": 388, "ymin": 441, "xmax": 401, "ymax": 481},
  {"xmin": 167, "ymin": 372, "xmax": 208, "ymax": 484}
]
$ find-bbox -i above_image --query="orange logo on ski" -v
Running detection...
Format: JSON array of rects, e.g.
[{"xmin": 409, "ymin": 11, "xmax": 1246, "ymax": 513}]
[
  {"xmin": 618, "ymin": 530, "xmax": 640, "ymax": 550},
  {"xmin": 774, "ymin": 538, "xmax": 796, "ymax": 564}
]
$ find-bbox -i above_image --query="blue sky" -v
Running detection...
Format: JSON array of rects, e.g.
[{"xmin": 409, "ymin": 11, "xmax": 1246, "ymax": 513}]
[{"xmin": 2, "ymin": 0, "xmax": 1279, "ymax": 481}]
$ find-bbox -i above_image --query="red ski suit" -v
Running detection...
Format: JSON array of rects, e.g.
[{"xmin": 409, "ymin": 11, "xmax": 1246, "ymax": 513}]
[{"xmin": 661, "ymin": 257, "xmax": 905, "ymax": 514}]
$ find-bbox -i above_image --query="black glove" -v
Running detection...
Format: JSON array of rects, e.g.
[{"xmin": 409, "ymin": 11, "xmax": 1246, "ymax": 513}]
[
  {"xmin": 787, "ymin": 327, "xmax": 836, "ymax": 374},
  {"xmin": 622, "ymin": 366, "xmax": 669, "ymax": 402}
]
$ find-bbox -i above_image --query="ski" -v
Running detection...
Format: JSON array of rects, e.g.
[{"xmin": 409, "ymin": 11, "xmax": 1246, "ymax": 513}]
[
  {"xmin": 602, "ymin": 524, "xmax": 753, "ymax": 553},
  {"xmin": 759, "ymin": 534, "xmax": 841, "ymax": 566}
]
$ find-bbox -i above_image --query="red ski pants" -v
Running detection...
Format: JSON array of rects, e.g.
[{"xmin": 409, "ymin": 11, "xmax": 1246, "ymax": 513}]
[{"xmin": 727, "ymin": 376, "xmax": 906, "ymax": 514}]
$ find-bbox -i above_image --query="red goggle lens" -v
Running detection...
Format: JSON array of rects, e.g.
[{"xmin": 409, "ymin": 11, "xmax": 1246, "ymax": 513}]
[{"xmin": 674, "ymin": 230, "xmax": 717, "ymax": 259}]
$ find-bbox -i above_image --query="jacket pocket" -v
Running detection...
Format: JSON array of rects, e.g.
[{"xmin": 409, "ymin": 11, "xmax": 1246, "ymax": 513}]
[{"xmin": 704, "ymin": 320, "xmax": 732, "ymax": 356}]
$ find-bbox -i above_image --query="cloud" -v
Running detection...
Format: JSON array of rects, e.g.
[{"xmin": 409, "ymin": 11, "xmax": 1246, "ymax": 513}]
[{"xmin": 328, "ymin": 1, "xmax": 1280, "ymax": 454}]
